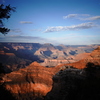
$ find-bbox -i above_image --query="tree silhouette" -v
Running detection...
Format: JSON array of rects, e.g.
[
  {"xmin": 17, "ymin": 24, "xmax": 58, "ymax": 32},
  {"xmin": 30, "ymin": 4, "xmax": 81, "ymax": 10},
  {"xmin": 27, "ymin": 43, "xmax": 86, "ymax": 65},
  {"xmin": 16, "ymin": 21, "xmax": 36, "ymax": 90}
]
[{"xmin": 0, "ymin": 4, "xmax": 16, "ymax": 35}]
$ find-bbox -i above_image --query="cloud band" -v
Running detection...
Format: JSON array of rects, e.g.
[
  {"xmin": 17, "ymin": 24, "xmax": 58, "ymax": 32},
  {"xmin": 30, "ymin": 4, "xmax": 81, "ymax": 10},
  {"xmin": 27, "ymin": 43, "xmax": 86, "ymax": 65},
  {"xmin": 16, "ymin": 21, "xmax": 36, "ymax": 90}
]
[
  {"xmin": 44, "ymin": 22, "xmax": 96, "ymax": 33},
  {"xmin": 20, "ymin": 21, "xmax": 33, "ymax": 24}
]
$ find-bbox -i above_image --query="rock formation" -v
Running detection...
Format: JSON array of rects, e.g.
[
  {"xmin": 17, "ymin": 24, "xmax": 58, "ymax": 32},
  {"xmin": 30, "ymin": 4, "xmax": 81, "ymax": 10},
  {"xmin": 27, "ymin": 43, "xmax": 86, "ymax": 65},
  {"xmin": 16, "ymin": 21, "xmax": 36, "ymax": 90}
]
[
  {"xmin": 45, "ymin": 46, "xmax": 100, "ymax": 100},
  {"xmin": 56, "ymin": 46, "xmax": 100, "ymax": 69},
  {"xmin": 0, "ymin": 45, "xmax": 100, "ymax": 100},
  {"xmin": 0, "ymin": 62, "xmax": 57, "ymax": 100},
  {"xmin": 0, "ymin": 43, "xmax": 98, "ymax": 70}
]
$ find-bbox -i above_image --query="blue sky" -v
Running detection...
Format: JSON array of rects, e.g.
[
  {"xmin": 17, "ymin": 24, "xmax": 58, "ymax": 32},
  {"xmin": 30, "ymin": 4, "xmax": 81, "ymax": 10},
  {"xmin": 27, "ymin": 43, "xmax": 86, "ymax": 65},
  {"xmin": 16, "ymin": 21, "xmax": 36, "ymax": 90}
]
[{"xmin": 0, "ymin": 0, "xmax": 100, "ymax": 45}]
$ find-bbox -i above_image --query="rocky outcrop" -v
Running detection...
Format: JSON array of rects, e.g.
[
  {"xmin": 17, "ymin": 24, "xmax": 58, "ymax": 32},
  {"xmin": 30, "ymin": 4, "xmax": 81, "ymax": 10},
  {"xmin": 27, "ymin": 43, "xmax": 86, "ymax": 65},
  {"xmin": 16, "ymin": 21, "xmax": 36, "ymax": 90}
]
[
  {"xmin": 45, "ymin": 63, "xmax": 100, "ymax": 100},
  {"xmin": 0, "ymin": 62, "xmax": 57, "ymax": 100},
  {"xmin": 0, "ymin": 45, "xmax": 100, "ymax": 100},
  {"xmin": 40, "ymin": 52, "xmax": 90, "ymax": 67},
  {"xmin": 40, "ymin": 59, "xmax": 70, "ymax": 67},
  {"xmin": 56, "ymin": 46, "xmax": 100, "ymax": 69},
  {"xmin": 45, "ymin": 67, "xmax": 84, "ymax": 100},
  {"xmin": 45, "ymin": 46, "xmax": 100, "ymax": 100},
  {"xmin": 0, "ymin": 43, "xmax": 98, "ymax": 70}
]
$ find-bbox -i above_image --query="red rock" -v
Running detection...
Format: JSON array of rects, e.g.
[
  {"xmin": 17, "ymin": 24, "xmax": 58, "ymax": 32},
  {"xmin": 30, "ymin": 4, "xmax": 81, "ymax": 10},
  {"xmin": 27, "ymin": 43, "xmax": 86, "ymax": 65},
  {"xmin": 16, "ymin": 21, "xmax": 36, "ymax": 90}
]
[
  {"xmin": 0, "ymin": 61, "xmax": 56, "ymax": 99},
  {"xmin": 56, "ymin": 46, "xmax": 100, "ymax": 69},
  {"xmin": 0, "ymin": 46, "xmax": 100, "ymax": 100}
]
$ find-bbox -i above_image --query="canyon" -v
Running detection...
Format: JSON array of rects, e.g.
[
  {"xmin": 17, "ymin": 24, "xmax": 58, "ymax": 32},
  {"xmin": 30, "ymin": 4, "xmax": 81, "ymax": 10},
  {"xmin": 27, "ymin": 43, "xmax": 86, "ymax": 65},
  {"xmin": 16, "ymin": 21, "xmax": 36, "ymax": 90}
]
[
  {"xmin": 0, "ymin": 43, "xmax": 100, "ymax": 100},
  {"xmin": 0, "ymin": 43, "xmax": 98, "ymax": 72}
]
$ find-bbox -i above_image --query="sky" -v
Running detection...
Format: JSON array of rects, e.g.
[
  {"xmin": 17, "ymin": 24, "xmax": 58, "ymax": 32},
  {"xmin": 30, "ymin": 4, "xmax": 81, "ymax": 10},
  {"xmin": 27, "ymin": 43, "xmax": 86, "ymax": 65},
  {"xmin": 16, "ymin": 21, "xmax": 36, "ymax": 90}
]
[{"xmin": 0, "ymin": 0, "xmax": 100, "ymax": 45}]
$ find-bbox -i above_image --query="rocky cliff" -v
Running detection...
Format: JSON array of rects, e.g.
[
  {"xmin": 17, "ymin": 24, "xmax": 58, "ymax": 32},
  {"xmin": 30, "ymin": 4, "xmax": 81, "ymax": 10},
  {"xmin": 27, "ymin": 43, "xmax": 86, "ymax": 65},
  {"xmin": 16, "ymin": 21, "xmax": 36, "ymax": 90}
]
[
  {"xmin": 0, "ymin": 43, "xmax": 98, "ymax": 70},
  {"xmin": 45, "ymin": 46, "xmax": 100, "ymax": 100},
  {"xmin": 0, "ymin": 46, "xmax": 100, "ymax": 100},
  {"xmin": 0, "ymin": 62, "xmax": 57, "ymax": 100},
  {"xmin": 45, "ymin": 63, "xmax": 100, "ymax": 100},
  {"xmin": 56, "ymin": 46, "xmax": 100, "ymax": 69}
]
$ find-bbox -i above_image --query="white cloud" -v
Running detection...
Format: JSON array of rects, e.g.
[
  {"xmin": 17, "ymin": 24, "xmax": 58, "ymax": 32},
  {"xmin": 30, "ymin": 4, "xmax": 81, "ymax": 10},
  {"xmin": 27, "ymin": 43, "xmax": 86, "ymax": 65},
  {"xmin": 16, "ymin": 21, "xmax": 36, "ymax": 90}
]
[
  {"xmin": 44, "ymin": 22, "xmax": 96, "ymax": 33},
  {"xmin": 63, "ymin": 14, "xmax": 90, "ymax": 19},
  {"xmin": 80, "ymin": 16, "xmax": 100, "ymax": 20},
  {"xmin": 20, "ymin": 21, "xmax": 33, "ymax": 24},
  {"xmin": 63, "ymin": 14, "xmax": 100, "ymax": 21},
  {"xmin": 0, "ymin": 35, "xmax": 46, "ymax": 42},
  {"xmin": 63, "ymin": 14, "xmax": 78, "ymax": 19},
  {"xmin": 0, "ymin": 35, "xmax": 58, "ymax": 44}
]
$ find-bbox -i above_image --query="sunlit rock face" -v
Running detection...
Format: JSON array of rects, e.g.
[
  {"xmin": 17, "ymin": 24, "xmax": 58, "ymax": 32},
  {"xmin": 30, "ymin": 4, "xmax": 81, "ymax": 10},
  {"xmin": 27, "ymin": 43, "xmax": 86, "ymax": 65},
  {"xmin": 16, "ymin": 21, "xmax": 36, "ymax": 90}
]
[
  {"xmin": 0, "ymin": 62, "xmax": 57, "ymax": 100},
  {"xmin": 40, "ymin": 52, "xmax": 90, "ymax": 67},
  {"xmin": 0, "ymin": 43, "xmax": 98, "ymax": 72},
  {"xmin": 0, "ymin": 46, "xmax": 100, "ymax": 100},
  {"xmin": 45, "ymin": 46, "xmax": 100, "ymax": 100},
  {"xmin": 56, "ymin": 46, "xmax": 100, "ymax": 69}
]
